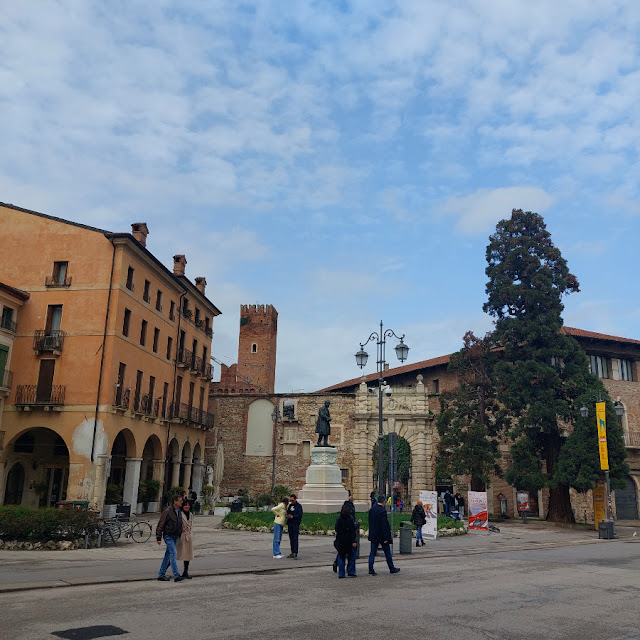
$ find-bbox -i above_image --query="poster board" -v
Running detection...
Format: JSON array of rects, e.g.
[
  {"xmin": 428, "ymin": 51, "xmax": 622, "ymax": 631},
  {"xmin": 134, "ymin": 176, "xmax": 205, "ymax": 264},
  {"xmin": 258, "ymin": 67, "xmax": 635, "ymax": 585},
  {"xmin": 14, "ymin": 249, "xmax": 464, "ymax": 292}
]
[
  {"xmin": 419, "ymin": 490, "xmax": 438, "ymax": 539},
  {"xmin": 516, "ymin": 491, "xmax": 530, "ymax": 512},
  {"xmin": 593, "ymin": 485, "xmax": 606, "ymax": 530},
  {"xmin": 468, "ymin": 491, "xmax": 488, "ymax": 531}
]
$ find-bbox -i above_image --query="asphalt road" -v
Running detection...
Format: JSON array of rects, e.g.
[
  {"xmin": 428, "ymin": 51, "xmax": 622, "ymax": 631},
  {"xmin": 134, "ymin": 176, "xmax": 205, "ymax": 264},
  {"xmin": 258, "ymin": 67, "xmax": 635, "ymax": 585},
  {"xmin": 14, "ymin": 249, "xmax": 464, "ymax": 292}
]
[{"xmin": 1, "ymin": 530, "xmax": 639, "ymax": 640}]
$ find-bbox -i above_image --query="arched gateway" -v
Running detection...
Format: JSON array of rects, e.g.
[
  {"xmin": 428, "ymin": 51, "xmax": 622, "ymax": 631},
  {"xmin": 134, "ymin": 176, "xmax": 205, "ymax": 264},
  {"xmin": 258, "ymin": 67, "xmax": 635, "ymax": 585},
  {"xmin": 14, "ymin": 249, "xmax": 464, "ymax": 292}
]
[{"xmin": 351, "ymin": 375, "xmax": 435, "ymax": 506}]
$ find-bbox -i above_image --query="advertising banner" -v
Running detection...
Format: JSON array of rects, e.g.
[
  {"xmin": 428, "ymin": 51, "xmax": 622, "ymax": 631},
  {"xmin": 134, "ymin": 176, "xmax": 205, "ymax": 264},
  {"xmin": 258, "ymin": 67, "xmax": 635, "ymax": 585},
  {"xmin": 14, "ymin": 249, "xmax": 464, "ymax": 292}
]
[
  {"xmin": 468, "ymin": 491, "xmax": 488, "ymax": 531},
  {"xmin": 419, "ymin": 490, "xmax": 438, "ymax": 539},
  {"xmin": 593, "ymin": 484, "xmax": 606, "ymax": 530},
  {"xmin": 516, "ymin": 491, "xmax": 530, "ymax": 512},
  {"xmin": 596, "ymin": 402, "xmax": 609, "ymax": 471}
]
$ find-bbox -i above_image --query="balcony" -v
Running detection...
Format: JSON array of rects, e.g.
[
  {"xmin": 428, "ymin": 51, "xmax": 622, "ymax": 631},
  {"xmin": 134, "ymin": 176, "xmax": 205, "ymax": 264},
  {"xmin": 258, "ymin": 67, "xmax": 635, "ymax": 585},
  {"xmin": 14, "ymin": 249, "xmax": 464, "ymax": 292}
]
[
  {"xmin": 623, "ymin": 432, "xmax": 640, "ymax": 449},
  {"xmin": 33, "ymin": 330, "xmax": 66, "ymax": 354},
  {"xmin": 176, "ymin": 347, "xmax": 193, "ymax": 369},
  {"xmin": 15, "ymin": 384, "xmax": 65, "ymax": 410},
  {"xmin": 0, "ymin": 369, "xmax": 13, "ymax": 395},
  {"xmin": 168, "ymin": 402, "xmax": 214, "ymax": 428},
  {"xmin": 191, "ymin": 354, "xmax": 203, "ymax": 374},
  {"xmin": 113, "ymin": 386, "xmax": 130, "ymax": 412},
  {"xmin": 45, "ymin": 275, "xmax": 72, "ymax": 288},
  {"xmin": 0, "ymin": 316, "xmax": 17, "ymax": 333},
  {"xmin": 196, "ymin": 362, "xmax": 213, "ymax": 382}
]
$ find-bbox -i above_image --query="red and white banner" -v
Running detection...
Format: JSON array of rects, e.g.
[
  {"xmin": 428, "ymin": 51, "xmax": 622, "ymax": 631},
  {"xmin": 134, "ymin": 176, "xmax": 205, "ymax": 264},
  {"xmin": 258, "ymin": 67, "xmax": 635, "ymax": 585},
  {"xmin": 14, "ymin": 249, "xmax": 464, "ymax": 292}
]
[{"xmin": 468, "ymin": 491, "xmax": 488, "ymax": 531}]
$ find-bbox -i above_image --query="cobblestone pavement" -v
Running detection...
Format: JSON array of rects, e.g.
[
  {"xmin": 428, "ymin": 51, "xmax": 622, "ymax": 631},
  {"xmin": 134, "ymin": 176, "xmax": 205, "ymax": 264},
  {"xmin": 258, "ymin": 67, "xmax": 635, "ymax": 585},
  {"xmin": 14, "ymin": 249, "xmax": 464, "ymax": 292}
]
[{"xmin": 1, "ymin": 516, "xmax": 637, "ymax": 592}]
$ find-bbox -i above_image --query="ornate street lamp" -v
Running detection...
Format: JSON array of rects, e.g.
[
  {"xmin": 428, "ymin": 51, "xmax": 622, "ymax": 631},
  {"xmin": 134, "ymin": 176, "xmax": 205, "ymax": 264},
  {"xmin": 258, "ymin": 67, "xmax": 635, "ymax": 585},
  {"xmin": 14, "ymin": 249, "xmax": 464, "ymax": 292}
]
[{"xmin": 355, "ymin": 321, "xmax": 409, "ymax": 498}]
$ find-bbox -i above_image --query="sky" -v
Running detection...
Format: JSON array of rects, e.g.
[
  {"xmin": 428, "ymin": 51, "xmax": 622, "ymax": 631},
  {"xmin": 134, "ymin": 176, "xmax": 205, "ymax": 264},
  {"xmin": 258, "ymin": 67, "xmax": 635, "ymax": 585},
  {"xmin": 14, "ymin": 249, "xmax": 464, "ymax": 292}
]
[{"xmin": 1, "ymin": 1, "xmax": 639, "ymax": 393}]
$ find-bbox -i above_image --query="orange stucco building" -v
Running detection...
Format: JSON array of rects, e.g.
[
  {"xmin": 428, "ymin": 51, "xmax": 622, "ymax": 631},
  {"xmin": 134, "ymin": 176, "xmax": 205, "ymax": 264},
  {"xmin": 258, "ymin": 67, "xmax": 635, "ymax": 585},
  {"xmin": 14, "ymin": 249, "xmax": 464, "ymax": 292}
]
[{"xmin": 0, "ymin": 202, "xmax": 220, "ymax": 512}]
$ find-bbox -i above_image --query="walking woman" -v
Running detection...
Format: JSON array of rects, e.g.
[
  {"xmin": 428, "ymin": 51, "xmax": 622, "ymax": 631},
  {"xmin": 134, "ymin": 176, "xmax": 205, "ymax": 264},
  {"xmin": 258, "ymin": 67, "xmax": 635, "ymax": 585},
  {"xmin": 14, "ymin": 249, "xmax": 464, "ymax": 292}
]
[
  {"xmin": 334, "ymin": 503, "xmax": 357, "ymax": 578},
  {"xmin": 176, "ymin": 499, "xmax": 194, "ymax": 578},
  {"xmin": 271, "ymin": 497, "xmax": 288, "ymax": 559},
  {"xmin": 411, "ymin": 500, "xmax": 427, "ymax": 547}
]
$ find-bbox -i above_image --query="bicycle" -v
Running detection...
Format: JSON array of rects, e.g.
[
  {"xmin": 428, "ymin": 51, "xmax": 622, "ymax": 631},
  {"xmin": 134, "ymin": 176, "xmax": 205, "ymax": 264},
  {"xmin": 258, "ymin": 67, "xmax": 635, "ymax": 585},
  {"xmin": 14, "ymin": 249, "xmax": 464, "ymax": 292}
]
[{"xmin": 114, "ymin": 513, "xmax": 153, "ymax": 543}]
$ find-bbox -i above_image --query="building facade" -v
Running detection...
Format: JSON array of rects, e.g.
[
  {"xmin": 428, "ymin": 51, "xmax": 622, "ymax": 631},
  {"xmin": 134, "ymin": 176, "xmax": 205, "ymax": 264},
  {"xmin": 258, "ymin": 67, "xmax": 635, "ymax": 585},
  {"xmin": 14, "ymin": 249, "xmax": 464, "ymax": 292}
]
[
  {"xmin": 209, "ymin": 312, "xmax": 640, "ymax": 522},
  {"xmin": 0, "ymin": 203, "xmax": 220, "ymax": 511}
]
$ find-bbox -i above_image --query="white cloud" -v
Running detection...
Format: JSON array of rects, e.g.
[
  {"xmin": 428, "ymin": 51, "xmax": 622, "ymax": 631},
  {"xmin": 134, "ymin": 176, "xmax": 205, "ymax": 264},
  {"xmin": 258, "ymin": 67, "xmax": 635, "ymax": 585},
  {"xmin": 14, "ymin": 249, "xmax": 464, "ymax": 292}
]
[{"xmin": 437, "ymin": 187, "xmax": 556, "ymax": 235}]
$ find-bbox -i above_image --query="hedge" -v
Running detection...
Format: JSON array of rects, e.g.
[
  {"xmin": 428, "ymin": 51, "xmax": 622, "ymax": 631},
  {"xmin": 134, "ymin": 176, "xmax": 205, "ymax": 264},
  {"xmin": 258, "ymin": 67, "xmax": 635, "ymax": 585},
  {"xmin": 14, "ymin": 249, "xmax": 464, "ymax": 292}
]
[{"xmin": 0, "ymin": 506, "xmax": 100, "ymax": 541}]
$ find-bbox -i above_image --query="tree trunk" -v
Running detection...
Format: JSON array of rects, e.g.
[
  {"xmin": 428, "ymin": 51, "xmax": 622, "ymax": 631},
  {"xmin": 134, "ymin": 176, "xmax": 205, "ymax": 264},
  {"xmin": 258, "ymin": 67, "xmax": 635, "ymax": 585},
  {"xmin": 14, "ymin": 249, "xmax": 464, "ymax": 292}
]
[
  {"xmin": 547, "ymin": 484, "xmax": 574, "ymax": 522},
  {"xmin": 545, "ymin": 433, "xmax": 575, "ymax": 522}
]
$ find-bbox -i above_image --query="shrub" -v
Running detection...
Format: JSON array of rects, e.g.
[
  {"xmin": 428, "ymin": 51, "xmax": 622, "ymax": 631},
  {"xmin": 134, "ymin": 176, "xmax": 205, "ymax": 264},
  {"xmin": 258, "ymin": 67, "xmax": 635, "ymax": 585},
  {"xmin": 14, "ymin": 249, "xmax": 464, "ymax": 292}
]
[
  {"xmin": 0, "ymin": 506, "xmax": 100, "ymax": 541},
  {"xmin": 168, "ymin": 486, "xmax": 184, "ymax": 502},
  {"xmin": 273, "ymin": 485, "xmax": 291, "ymax": 502},
  {"xmin": 105, "ymin": 484, "xmax": 123, "ymax": 504}
]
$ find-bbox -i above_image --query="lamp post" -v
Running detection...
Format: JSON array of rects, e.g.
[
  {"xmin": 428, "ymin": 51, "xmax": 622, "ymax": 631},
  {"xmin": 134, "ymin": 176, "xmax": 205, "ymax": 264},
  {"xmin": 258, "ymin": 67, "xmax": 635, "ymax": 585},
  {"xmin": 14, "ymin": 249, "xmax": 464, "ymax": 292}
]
[
  {"xmin": 579, "ymin": 395, "xmax": 625, "ymax": 537},
  {"xmin": 270, "ymin": 404, "xmax": 281, "ymax": 500},
  {"xmin": 355, "ymin": 321, "xmax": 409, "ymax": 498}
]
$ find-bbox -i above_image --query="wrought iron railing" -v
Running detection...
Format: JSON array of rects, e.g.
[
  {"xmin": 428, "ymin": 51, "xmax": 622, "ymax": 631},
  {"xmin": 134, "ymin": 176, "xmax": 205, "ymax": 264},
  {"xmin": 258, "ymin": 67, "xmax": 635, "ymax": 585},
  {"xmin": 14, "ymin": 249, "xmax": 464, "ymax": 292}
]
[
  {"xmin": 45, "ymin": 275, "xmax": 72, "ymax": 287},
  {"xmin": 193, "ymin": 354, "xmax": 204, "ymax": 374},
  {"xmin": 0, "ymin": 369, "xmax": 13, "ymax": 390},
  {"xmin": 15, "ymin": 384, "xmax": 65, "ymax": 406},
  {"xmin": 1, "ymin": 316, "xmax": 17, "ymax": 333},
  {"xmin": 33, "ymin": 330, "xmax": 66, "ymax": 352},
  {"xmin": 114, "ymin": 386, "xmax": 130, "ymax": 410},
  {"xmin": 168, "ymin": 402, "xmax": 214, "ymax": 428},
  {"xmin": 176, "ymin": 348, "xmax": 193, "ymax": 368}
]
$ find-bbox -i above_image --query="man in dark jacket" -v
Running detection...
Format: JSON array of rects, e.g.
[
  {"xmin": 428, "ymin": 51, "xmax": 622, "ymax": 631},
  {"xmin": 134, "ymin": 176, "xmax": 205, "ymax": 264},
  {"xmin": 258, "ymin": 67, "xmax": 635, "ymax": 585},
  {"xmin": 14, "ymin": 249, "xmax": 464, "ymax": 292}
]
[
  {"xmin": 367, "ymin": 495, "xmax": 400, "ymax": 575},
  {"xmin": 156, "ymin": 494, "xmax": 184, "ymax": 582},
  {"xmin": 286, "ymin": 494, "xmax": 303, "ymax": 558}
]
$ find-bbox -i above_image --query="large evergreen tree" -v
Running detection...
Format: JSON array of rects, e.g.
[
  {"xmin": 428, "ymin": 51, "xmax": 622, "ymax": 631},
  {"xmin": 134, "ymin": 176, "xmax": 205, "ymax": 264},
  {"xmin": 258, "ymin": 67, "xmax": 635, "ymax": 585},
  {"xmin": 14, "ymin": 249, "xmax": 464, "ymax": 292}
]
[
  {"xmin": 436, "ymin": 331, "xmax": 507, "ymax": 491},
  {"xmin": 483, "ymin": 209, "xmax": 627, "ymax": 521}
]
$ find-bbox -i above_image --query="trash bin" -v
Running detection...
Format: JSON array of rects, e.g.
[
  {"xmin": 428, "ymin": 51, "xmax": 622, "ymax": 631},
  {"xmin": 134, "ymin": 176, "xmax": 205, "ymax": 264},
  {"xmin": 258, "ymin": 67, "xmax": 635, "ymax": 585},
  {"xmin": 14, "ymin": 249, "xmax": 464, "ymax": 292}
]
[
  {"xmin": 399, "ymin": 521, "xmax": 413, "ymax": 554},
  {"xmin": 230, "ymin": 500, "xmax": 243, "ymax": 513},
  {"xmin": 72, "ymin": 500, "xmax": 89, "ymax": 511},
  {"xmin": 598, "ymin": 519, "xmax": 616, "ymax": 539},
  {"xmin": 116, "ymin": 503, "xmax": 131, "ymax": 521}
]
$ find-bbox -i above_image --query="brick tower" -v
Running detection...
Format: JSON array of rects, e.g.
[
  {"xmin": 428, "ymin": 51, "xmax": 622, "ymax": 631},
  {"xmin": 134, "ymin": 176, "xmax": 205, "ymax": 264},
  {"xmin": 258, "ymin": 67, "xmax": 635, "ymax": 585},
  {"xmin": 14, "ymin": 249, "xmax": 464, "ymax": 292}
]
[{"xmin": 236, "ymin": 304, "xmax": 278, "ymax": 393}]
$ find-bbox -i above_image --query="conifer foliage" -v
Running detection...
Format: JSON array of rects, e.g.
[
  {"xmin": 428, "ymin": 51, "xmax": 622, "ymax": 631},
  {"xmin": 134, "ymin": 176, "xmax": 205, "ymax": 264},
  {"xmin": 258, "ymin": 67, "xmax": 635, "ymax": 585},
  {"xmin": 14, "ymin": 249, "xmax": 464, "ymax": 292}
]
[
  {"xmin": 436, "ymin": 331, "xmax": 507, "ymax": 492},
  {"xmin": 483, "ymin": 209, "xmax": 627, "ymax": 521}
]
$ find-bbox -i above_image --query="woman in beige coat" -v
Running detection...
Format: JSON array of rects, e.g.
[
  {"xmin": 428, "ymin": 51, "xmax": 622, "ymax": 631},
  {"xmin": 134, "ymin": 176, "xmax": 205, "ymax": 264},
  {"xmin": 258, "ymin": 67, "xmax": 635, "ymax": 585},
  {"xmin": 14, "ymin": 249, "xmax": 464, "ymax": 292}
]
[
  {"xmin": 271, "ymin": 497, "xmax": 288, "ymax": 558},
  {"xmin": 176, "ymin": 500, "xmax": 194, "ymax": 578}
]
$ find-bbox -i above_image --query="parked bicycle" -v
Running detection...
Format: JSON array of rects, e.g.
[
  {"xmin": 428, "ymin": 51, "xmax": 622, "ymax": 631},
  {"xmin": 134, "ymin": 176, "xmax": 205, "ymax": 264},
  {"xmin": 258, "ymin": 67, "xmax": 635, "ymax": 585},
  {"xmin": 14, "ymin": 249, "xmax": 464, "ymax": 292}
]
[{"xmin": 99, "ymin": 514, "xmax": 152, "ymax": 543}]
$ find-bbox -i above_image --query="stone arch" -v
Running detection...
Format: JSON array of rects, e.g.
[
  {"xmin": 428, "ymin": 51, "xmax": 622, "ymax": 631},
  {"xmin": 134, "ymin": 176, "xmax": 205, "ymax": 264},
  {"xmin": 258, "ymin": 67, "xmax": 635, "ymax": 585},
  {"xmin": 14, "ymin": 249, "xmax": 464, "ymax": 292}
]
[
  {"xmin": 2, "ymin": 427, "xmax": 71, "ymax": 508},
  {"xmin": 141, "ymin": 434, "xmax": 163, "ymax": 482},
  {"xmin": 245, "ymin": 399, "xmax": 275, "ymax": 456},
  {"xmin": 107, "ymin": 429, "xmax": 136, "ymax": 489},
  {"xmin": 3, "ymin": 462, "xmax": 25, "ymax": 505},
  {"xmin": 192, "ymin": 442, "xmax": 202, "ymax": 463}
]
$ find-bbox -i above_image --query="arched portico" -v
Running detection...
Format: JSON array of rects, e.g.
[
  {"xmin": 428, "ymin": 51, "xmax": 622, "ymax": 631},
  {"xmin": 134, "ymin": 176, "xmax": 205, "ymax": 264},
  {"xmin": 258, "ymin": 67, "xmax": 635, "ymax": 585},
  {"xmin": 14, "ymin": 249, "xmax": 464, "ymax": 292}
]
[
  {"xmin": 1, "ymin": 427, "xmax": 71, "ymax": 508},
  {"xmin": 352, "ymin": 375, "xmax": 433, "ymax": 506}
]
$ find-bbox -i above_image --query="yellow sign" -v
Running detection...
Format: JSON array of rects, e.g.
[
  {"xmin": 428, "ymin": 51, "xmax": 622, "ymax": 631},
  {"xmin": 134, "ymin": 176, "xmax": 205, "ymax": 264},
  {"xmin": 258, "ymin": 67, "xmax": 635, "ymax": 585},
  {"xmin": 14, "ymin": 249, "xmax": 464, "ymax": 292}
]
[
  {"xmin": 593, "ymin": 484, "xmax": 606, "ymax": 530},
  {"xmin": 596, "ymin": 402, "xmax": 609, "ymax": 471}
]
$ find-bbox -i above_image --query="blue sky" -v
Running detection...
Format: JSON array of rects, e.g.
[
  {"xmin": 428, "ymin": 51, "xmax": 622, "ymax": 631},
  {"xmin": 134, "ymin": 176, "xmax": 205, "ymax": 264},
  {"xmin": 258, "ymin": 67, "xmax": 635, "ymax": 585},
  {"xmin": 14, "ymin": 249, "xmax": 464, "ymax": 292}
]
[{"xmin": 2, "ymin": 1, "xmax": 639, "ymax": 392}]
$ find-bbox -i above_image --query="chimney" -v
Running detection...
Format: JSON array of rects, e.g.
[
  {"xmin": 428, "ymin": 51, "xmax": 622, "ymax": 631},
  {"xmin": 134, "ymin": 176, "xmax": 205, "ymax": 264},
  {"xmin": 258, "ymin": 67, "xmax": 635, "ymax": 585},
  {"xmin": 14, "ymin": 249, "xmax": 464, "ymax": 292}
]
[
  {"xmin": 131, "ymin": 223, "xmax": 149, "ymax": 247},
  {"xmin": 195, "ymin": 277, "xmax": 207, "ymax": 294},
  {"xmin": 384, "ymin": 363, "xmax": 390, "ymax": 371},
  {"xmin": 173, "ymin": 254, "xmax": 187, "ymax": 276}
]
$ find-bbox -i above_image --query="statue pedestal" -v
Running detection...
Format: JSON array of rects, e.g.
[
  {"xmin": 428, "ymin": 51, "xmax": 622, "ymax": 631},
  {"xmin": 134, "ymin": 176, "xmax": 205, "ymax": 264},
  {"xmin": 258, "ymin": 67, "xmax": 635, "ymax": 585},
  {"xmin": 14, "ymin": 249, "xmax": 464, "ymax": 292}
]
[{"xmin": 298, "ymin": 446, "xmax": 348, "ymax": 513}]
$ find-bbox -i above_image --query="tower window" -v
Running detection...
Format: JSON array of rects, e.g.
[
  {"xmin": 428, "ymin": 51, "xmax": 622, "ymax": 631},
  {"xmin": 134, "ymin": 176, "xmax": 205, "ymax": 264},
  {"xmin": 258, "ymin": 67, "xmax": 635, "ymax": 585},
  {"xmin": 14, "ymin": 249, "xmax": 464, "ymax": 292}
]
[{"xmin": 252, "ymin": 343, "xmax": 257, "ymax": 353}]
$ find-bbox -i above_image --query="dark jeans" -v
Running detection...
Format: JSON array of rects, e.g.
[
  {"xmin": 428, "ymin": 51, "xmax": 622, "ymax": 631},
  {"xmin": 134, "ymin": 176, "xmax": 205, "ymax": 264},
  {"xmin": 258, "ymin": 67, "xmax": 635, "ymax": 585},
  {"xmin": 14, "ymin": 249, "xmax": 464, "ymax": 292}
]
[
  {"xmin": 337, "ymin": 546, "xmax": 357, "ymax": 577},
  {"xmin": 288, "ymin": 524, "xmax": 300, "ymax": 554},
  {"xmin": 368, "ymin": 541, "xmax": 395, "ymax": 573}
]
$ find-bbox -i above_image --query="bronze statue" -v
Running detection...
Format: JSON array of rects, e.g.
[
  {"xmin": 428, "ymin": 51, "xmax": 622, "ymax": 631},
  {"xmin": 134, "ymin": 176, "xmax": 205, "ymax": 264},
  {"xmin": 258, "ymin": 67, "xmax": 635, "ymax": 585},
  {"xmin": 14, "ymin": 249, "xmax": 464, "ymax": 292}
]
[{"xmin": 315, "ymin": 400, "xmax": 331, "ymax": 446}]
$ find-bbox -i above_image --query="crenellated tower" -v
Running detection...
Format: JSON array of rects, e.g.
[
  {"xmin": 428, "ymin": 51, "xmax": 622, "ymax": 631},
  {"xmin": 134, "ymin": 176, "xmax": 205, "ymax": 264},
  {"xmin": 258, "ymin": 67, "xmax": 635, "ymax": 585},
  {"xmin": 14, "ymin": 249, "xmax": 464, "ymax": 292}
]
[{"xmin": 236, "ymin": 304, "xmax": 278, "ymax": 393}]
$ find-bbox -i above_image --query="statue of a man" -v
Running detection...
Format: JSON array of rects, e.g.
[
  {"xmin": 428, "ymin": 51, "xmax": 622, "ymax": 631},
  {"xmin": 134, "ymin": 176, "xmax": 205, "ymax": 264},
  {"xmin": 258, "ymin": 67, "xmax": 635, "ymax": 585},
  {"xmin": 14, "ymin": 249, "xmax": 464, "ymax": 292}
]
[{"xmin": 315, "ymin": 400, "xmax": 331, "ymax": 447}]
